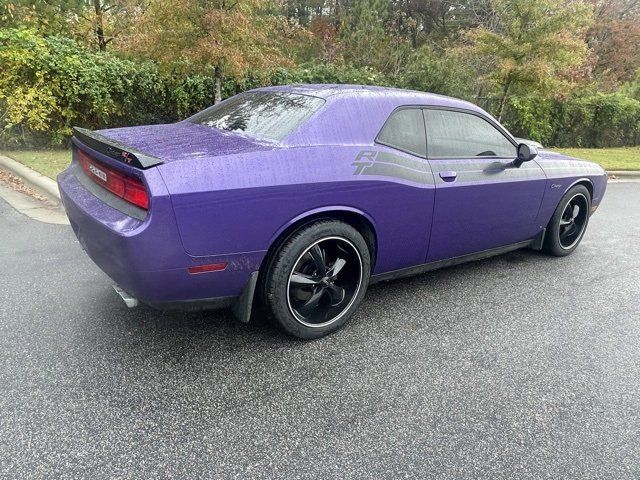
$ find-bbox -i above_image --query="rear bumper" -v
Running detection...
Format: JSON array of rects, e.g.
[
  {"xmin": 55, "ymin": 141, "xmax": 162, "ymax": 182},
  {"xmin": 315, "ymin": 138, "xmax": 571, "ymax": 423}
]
[{"xmin": 57, "ymin": 161, "xmax": 264, "ymax": 307}]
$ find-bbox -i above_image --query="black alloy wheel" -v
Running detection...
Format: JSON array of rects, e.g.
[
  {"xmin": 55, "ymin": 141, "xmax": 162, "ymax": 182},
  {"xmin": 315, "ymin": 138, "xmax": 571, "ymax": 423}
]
[
  {"xmin": 263, "ymin": 220, "xmax": 371, "ymax": 339},
  {"xmin": 543, "ymin": 184, "xmax": 592, "ymax": 257},
  {"xmin": 558, "ymin": 193, "xmax": 589, "ymax": 250},
  {"xmin": 287, "ymin": 236, "xmax": 363, "ymax": 327}
]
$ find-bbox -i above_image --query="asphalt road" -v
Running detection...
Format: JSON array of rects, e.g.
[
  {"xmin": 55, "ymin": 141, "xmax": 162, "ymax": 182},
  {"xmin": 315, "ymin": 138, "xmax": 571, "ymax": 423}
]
[{"xmin": 1, "ymin": 182, "xmax": 639, "ymax": 479}]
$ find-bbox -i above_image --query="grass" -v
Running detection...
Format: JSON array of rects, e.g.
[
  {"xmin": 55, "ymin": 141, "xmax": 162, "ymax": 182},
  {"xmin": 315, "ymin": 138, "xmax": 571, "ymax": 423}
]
[
  {"xmin": 1, "ymin": 146, "xmax": 639, "ymax": 178},
  {"xmin": 554, "ymin": 146, "xmax": 640, "ymax": 171},
  {"xmin": 2, "ymin": 150, "xmax": 71, "ymax": 179}
]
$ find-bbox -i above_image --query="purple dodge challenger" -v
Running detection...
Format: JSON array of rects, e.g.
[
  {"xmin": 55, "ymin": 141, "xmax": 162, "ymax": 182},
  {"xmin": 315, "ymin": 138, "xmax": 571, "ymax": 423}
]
[{"xmin": 58, "ymin": 84, "xmax": 607, "ymax": 339}]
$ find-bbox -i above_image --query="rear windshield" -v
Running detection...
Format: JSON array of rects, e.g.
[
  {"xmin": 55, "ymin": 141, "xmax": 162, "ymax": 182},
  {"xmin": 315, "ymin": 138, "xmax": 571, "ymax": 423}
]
[{"xmin": 187, "ymin": 92, "xmax": 325, "ymax": 142}]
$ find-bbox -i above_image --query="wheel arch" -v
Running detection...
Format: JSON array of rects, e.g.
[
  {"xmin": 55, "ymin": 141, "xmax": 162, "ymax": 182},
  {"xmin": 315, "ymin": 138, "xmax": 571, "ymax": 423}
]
[
  {"xmin": 260, "ymin": 207, "xmax": 378, "ymax": 278},
  {"xmin": 564, "ymin": 178, "xmax": 593, "ymax": 200},
  {"xmin": 537, "ymin": 177, "xmax": 595, "ymax": 241}
]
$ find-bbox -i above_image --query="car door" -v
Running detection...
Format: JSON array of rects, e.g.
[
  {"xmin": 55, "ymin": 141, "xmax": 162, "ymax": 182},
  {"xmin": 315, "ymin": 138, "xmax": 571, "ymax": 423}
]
[
  {"xmin": 424, "ymin": 107, "xmax": 546, "ymax": 263},
  {"xmin": 371, "ymin": 107, "xmax": 436, "ymax": 270}
]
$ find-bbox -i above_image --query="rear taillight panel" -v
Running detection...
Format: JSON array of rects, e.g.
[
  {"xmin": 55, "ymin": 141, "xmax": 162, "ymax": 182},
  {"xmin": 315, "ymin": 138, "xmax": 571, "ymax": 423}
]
[{"xmin": 77, "ymin": 148, "xmax": 149, "ymax": 210}]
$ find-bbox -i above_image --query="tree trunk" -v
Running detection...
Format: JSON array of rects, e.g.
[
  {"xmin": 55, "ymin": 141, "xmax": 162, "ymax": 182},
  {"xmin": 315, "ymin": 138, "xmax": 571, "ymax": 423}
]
[
  {"xmin": 475, "ymin": 86, "xmax": 484, "ymax": 109},
  {"xmin": 93, "ymin": 0, "xmax": 107, "ymax": 51},
  {"xmin": 497, "ymin": 77, "xmax": 511, "ymax": 122},
  {"xmin": 214, "ymin": 65, "xmax": 222, "ymax": 104}
]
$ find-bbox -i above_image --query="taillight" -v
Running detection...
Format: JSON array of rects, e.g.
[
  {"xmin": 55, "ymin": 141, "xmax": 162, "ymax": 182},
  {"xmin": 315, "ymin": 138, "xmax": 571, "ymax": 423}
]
[{"xmin": 77, "ymin": 149, "xmax": 149, "ymax": 210}]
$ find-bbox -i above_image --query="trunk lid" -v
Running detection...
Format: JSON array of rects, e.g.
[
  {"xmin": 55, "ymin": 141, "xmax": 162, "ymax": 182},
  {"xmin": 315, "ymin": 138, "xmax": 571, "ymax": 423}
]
[{"xmin": 93, "ymin": 121, "xmax": 274, "ymax": 166}]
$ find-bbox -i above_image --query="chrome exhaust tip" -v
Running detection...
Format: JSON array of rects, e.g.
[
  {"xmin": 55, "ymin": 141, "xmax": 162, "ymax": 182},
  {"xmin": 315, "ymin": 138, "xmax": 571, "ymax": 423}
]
[{"xmin": 112, "ymin": 284, "xmax": 139, "ymax": 308}]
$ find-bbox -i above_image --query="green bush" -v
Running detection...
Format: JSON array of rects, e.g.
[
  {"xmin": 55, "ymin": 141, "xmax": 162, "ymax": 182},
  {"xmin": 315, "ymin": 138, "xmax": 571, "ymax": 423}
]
[
  {"xmin": 0, "ymin": 28, "xmax": 218, "ymax": 147},
  {"xmin": 2, "ymin": 29, "xmax": 145, "ymax": 146},
  {"xmin": 551, "ymin": 92, "xmax": 640, "ymax": 147},
  {"xmin": 503, "ymin": 95, "xmax": 556, "ymax": 145},
  {"xmin": 399, "ymin": 45, "xmax": 475, "ymax": 100}
]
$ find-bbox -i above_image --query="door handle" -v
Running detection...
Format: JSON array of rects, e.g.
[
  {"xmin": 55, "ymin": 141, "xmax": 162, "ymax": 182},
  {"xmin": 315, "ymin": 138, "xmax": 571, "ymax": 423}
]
[{"xmin": 439, "ymin": 170, "xmax": 457, "ymax": 182}]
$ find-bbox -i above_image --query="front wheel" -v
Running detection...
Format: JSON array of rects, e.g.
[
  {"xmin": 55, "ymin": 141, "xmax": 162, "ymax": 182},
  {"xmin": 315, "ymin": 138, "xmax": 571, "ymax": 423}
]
[
  {"xmin": 264, "ymin": 220, "xmax": 371, "ymax": 339},
  {"xmin": 543, "ymin": 184, "xmax": 591, "ymax": 257}
]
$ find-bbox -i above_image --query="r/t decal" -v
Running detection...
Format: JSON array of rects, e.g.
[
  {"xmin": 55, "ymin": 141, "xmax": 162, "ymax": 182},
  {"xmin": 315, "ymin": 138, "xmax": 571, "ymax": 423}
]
[
  {"xmin": 352, "ymin": 150, "xmax": 377, "ymax": 174},
  {"xmin": 351, "ymin": 150, "xmax": 432, "ymax": 185}
]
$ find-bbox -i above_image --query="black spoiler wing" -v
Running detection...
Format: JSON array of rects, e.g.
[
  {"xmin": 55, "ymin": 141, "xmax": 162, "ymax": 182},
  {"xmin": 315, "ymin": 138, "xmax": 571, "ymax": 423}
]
[{"xmin": 72, "ymin": 127, "xmax": 163, "ymax": 169}]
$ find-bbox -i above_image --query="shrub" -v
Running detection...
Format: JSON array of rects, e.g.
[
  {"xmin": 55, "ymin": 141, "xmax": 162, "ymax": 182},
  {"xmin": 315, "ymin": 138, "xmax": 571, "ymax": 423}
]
[
  {"xmin": 0, "ymin": 28, "xmax": 219, "ymax": 147},
  {"xmin": 503, "ymin": 95, "xmax": 556, "ymax": 145},
  {"xmin": 1, "ymin": 29, "xmax": 158, "ymax": 146},
  {"xmin": 551, "ymin": 92, "xmax": 640, "ymax": 147},
  {"xmin": 399, "ymin": 45, "xmax": 475, "ymax": 100}
]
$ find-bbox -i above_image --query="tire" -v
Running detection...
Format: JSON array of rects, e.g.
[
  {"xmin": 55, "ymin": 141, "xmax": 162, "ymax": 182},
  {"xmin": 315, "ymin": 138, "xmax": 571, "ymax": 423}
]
[
  {"xmin": 263, "ymin": 220, "xmax": 371, "ymax": 339},
  {"xmin": 543, "ymin": 184, "xmax": 591, "ymax": 257}
]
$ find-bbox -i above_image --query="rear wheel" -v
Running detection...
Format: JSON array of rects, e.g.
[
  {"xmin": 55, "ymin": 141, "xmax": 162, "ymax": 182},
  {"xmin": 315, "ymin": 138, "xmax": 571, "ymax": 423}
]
[
  {"xmin": 264, "ymin": 220, "xmax": 371, "ymax": 339},
  {"xmin": 543, "ymin": 185, "xmax": 591, "ymax": 257}
]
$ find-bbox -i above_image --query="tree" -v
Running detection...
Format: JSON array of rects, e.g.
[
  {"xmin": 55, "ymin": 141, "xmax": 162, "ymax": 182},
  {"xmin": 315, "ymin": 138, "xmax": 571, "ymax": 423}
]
[
  {"xmin": 0, "ymin": 0, "xmax": 144, "ymax": 51},
  {"xmin": 585, "ymin": 0, "xmax": 640, "ymax": 86},
  {"xmin": 1, "ymin": 0, "xmax": 86, "ymax": 33},
  {"xmin": 389, "ymin": 0, "xmax": 483, "ymax": 45},
  {"xmin": 85, "ymin": 0, "xmax": 146, "ymax": 52},
  {"xmin": 465, "ymin": 0, "xmax": 593, "ymax": 121},
  {"xmin": 400, "ymin": 44, "xmax": 475, "ymax": 99},
  {"xmin": 337, "ymin": 0, "xmax": 414, "ymax": 77},
  {"xmin": 122, "ymin": 0, "xmax": 297, "ymax": 103}
]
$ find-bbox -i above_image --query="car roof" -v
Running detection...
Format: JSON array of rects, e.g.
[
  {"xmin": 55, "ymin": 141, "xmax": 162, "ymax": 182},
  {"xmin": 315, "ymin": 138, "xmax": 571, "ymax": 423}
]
[
  {"xmin": 254, "ymin": 83, "xmax": 482, "ymax": 112},
  {"xmin": 251, "ymin": 83, "xmax": 495, "ymax": 147}
]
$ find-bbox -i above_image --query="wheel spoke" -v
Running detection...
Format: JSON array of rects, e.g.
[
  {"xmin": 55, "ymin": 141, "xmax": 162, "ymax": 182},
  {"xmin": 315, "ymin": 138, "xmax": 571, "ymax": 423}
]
[
  {"xmin": 290, "ymin": 272, "xmax": 319, "ymax": 287},
  {"xmin": 287, "ymin": 236, "xmax": 364, "ymax": 326},
  {"xmin": 309, "ymin": 245, "xmax": 326, "ymax": 275},
  {"xmin": 326, "ymin": 283, "xmax": 346, "ymax": 306},
  {"xmin": 557, "ymin": 193, "xmax": 589, "ymax": 250},
  {"xmin": 566, "ymin": 224, "xmax": 577, "ymax": 237},
  {"xmin": 296, "ymin": 289, "xmax": 325, "ymax": 317},
  {"xmin": 327, "ymin": 258, "xmax": 346, "ymax": 279}
]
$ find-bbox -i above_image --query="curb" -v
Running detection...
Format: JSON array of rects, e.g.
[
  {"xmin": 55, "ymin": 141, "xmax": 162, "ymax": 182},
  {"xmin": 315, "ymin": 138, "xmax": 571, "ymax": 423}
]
[
  {"xmin": 607, "ymin": 170, "xmax": 640, "ymax": 179},
  {"xmin": 0, "ymin": 154, "xmax": 61, "ymax": 205}
]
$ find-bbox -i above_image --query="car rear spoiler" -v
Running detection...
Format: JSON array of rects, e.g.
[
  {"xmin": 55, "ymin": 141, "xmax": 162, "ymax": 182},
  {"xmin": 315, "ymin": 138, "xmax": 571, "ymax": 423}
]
[{"xmin": 72, "ymin": 127, "xmax": 164, "ymax": 169}]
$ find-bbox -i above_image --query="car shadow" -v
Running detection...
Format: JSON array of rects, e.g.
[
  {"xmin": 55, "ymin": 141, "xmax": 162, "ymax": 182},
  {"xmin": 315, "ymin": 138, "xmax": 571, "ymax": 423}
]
[{"xmin": 90, "ymin": 247, "xmax": 550, "ymax": 362}]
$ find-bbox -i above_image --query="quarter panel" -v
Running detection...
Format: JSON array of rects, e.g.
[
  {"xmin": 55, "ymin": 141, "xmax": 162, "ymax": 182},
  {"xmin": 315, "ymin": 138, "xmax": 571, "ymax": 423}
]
[
  {"xmin": 158, "ymin": 146, "xmax": 435, "ymax": 275},
  {"xmin": 534, "ymin": 153, "xmax": 607, "ymax": 227}
]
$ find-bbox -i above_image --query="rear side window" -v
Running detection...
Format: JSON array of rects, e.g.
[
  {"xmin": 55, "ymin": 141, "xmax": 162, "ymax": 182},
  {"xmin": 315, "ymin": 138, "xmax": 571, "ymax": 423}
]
[
  {"xmin": 187, "ymin": 92, "xmax": 325, "ymax": 142},
  {"xmin": 424, "ymin": 109, "xmax": 516, "ymax": 158},
  {"xmin": 376, "ymin": 108, "xmax": 427, "ymax": 157}
]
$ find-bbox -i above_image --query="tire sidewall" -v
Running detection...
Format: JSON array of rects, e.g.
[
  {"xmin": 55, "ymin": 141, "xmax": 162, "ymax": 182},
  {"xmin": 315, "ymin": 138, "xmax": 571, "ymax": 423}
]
[{"xmin": 265, "ymin": 221, "xmax": 371, "ymax": 339}]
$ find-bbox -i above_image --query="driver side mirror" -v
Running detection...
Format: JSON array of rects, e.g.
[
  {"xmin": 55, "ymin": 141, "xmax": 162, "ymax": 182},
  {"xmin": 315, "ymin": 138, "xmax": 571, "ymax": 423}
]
[{"xmin": 514, "ymin": 143, "xmax": 538, "ymax": 167}]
